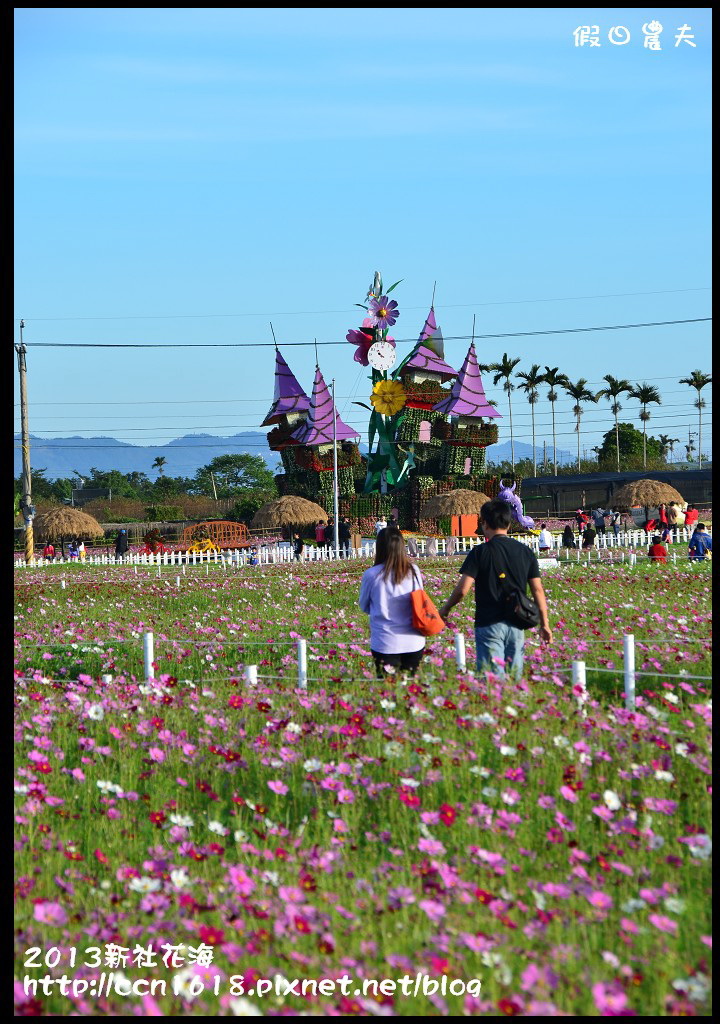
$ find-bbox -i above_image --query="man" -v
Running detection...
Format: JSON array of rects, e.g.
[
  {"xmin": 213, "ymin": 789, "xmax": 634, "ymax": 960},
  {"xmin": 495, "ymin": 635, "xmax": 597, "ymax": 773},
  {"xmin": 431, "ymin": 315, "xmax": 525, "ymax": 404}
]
[
  {"xmin": 538, "ymin": 523, "xmax": 553, "ymax": 552},
  {"xmin": 338, "ymin": 517, "xmax": 352, "ymax": 558},
  {"xmin": 688, "ymin": 523, "xmax": 712, "ymax": 562},
  {"xmin": 114, "ymin": 529, "xmax": 129, "ymax": 561},
  {"xmin": 608, "ymin": 508, "xmax": 621, "ymax": 538},
  {"xmin": 581, "ymin": 524, "xmax": 597, "ymax": 550},
  {"xmin": 592, "ymin": 507, "xmax": 606, "ymax": 536},
  {"xmin": 438, "ymin": 498, "xmax": 552, "ymax": 678}
]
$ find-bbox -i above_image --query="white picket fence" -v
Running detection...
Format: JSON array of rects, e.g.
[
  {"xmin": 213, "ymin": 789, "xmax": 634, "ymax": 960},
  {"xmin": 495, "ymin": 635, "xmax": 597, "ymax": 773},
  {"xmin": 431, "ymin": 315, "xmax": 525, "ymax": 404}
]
[{"xmin": 13, "ymin": 524, "xmax": 710, "ymax": 569}]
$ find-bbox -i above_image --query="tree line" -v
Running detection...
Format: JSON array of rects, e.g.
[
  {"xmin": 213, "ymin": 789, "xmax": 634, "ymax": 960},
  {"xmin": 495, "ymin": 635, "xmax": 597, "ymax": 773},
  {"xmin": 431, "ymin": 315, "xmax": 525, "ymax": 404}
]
[{"xmin": 482, "ymin": 362, "xmax": 711, "ymax": 475}]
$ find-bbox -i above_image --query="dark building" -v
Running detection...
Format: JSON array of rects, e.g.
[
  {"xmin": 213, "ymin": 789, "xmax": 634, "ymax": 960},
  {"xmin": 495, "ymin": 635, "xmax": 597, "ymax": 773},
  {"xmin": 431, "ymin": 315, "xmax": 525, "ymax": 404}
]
[{"xmin": 520, "ymin": 468, "xmax": 712, "ymax": 518}]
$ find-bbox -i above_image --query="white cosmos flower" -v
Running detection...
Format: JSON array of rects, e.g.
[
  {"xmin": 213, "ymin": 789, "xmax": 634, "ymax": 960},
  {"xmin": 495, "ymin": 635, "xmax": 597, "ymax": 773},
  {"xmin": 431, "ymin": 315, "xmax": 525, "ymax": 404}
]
[
  {"xmin": 208, "ymin": 820, "xmax": 230, "ymax": 836},
  {"xmin": 603, "ymin": 790, "xmax": 622, "ymax": 810},
  {"xmin": 499, "ymin": 745, "xmax": 516, "ymax": 756},
  {"xmin": 230, "ymin": 996, "xmax": 264, "ymax": 1015},
  {"xmin": 663, "ymin": 897, "xmax": 686, "ymax": 914},
  {"xmin": 169, "ymin": 813, "xmax": 194, "ymax": 828},
  {"xmin": 654, "ymin": 770, "xmax": 675, "ymax": 782},
  {"xmin": 87, "ymin": 704, "xmax": 104, "ymax": 721},
  {"xmin": 504, "ymin": 705, "xmax": 518, "ymax": 717},
  {"xmin": 170, "ymin": 868, "xmax": 190, "ymax": 888},
  {"xmin": 128, "ymin": 876, "xmax": 161, "ymax": 893},
  {"xmin": 303, "ymin": 758, "xmax": 322, "ymax": 772},
  {"xmin": 285, "ymin": 722, "xmax": 302, "ymax": 734},
  {"xmin": 234, "ymin": 829, "xmax": 249, "ymax": 843},
  {"xmin": 400, "ymin": 777, "xmax": 420, "ymax": 788},
  {"xmin": 553, "ymin": 735, "xmax": 570, "ymax": 748}
]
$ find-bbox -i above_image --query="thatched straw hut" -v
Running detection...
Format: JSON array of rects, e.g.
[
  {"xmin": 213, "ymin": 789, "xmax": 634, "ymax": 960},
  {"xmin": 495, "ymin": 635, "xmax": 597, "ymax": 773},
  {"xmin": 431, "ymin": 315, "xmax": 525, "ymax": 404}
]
[
  {"xmin": 613, "ymin": 479, "xmax": 684, "ymax": 515},
  {"xmin": 420, "ymin": 488, "xmax": 493, "ymax": 519},
  {"xmin": 251, "ymin": 495, "xmax": 328, "ymax": 533},
  {"xmin": 34, "ymin": 507, "xmax": 104, "ymax": 555}
]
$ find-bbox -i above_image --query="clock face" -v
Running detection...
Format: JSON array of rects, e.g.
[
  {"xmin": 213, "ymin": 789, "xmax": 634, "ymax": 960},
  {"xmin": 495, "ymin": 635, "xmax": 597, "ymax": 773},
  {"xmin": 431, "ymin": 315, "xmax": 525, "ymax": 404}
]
[{"xmin": 367, "ymin": 341, "xmax": 397, "ymax": 371}]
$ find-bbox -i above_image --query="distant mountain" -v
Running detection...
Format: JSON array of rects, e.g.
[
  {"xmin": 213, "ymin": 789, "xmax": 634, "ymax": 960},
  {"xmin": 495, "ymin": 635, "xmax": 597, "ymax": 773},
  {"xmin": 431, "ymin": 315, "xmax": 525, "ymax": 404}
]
[
  {"xmin": 14, "ymin": 432, "xmax": 280, "ymax": 481},
  {"xmin": 16, "ymin": 432, "xmax": 573, "ymax": 481}
]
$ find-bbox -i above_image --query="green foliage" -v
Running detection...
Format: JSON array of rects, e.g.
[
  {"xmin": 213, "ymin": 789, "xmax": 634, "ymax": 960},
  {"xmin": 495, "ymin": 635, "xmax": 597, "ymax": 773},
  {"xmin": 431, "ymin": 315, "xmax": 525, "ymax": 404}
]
[
  {"xmin": 191, "ymin": 454, "xmax": 277, "ymax": 499},
  {"xmin": 597, "ymin": 422, "xmax": 664, "ymax": 469},
  {"xmin": 227, "ymin": 489, "xmax": 278, "ymax": 523},
  {"xmin": 143, "ymin": 505, "xmax": 184, "ymax": 522}
]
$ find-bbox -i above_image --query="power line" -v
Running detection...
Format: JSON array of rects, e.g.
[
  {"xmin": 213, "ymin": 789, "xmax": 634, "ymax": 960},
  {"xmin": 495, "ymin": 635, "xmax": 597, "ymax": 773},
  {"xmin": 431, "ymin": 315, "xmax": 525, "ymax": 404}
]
[
  {"xmin": 19, "ymin": 317, "xmax": 712, "ymax": 348},
  {"xmin": 13, "ymin": 286, "xmax": 712, "ymax": 322}
]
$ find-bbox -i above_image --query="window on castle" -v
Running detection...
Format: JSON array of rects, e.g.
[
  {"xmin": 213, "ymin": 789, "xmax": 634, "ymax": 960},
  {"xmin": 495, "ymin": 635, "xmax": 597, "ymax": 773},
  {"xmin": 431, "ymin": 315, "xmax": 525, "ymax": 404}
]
[
  {"xmin": 419, "ymin": 420, "xmax": 431, "ymax": 442},
  {"xmin": 464, "ymin": 457, "xmax": 472, "ymax": 475}
]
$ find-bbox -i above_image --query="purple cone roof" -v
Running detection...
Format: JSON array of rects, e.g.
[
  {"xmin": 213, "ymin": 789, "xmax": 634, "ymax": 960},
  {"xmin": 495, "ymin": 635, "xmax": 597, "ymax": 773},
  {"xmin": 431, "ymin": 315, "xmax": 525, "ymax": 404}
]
[
  {"xmin": 433, "ymin": 341, "xmax": 502, "ymax": 419},
  {"xmin": 418, "ymin": 307, "xmax": 445, "ymax": 358},
  {"xmin": 291, "ymin": 367, "xmax": 360, "ymax": 445},
  {"xmin": 261, "ymin": 348, "xmax": 311, "ymax": 426}
]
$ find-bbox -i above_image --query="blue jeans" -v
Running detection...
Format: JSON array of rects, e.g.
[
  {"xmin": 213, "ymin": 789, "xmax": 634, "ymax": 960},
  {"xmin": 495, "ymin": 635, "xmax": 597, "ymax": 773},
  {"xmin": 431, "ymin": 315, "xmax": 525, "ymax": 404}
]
[{"xmin": 475, "ymin": 623, "xmax": 525, "ymax": 678}]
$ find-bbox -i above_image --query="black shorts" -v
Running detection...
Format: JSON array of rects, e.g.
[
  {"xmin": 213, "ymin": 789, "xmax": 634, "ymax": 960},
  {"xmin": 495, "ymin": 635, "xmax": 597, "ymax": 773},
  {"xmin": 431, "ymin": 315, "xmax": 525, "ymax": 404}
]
[{"xmin": 371, "ymin": 648, "xmax": 425, "ymax": 678}]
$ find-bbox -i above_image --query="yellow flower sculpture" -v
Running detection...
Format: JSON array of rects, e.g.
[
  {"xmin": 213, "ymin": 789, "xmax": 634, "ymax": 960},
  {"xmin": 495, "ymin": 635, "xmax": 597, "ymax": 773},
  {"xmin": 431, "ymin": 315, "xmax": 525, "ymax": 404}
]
[{"xmin": 370, "ymin": 379, "xmax": 407, "ymax": 416}]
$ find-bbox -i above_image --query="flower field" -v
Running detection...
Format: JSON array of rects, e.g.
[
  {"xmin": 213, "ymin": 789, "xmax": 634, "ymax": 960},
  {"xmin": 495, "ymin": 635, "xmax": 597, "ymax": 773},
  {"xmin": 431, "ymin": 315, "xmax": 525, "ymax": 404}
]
[{"xmin": 14, "ymin": 559, "xmax": 712, "ymax": 1016}]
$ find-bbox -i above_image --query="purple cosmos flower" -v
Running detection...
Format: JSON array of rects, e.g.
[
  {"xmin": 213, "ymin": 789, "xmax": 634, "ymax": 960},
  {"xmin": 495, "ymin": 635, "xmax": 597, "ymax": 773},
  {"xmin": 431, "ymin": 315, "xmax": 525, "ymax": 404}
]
[{"xmin": 368, "ymin": 296, "xmax": 399, "ymax": 329}]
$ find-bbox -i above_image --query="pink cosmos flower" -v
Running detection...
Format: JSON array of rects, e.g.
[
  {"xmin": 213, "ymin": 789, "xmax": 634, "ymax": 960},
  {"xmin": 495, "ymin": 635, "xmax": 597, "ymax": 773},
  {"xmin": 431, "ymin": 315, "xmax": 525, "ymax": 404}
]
[
  {"xmin": 586, "ymin": 890, "xmax": 613, "ymax": 910},
  {"xmin": 648, "ymin": 913, "xmax": 677, "ymax": 934},
  {"xmin": 33, "ymin": 901, "xmax": 68, "ymax": 926},
  {"xmin": 337, "ymin": 788, "xmax": 355, "ymax": 804},
  {"xmin": 148, "ymin": 747, "xmax": 165, "ymax": 763},
  {"xmin": 419, "ymin": 899, "xmax": 446, "ymax": 923},
  {"xmin": 267, "ymin": 780, "xmax": 288, "ymax": 795}
]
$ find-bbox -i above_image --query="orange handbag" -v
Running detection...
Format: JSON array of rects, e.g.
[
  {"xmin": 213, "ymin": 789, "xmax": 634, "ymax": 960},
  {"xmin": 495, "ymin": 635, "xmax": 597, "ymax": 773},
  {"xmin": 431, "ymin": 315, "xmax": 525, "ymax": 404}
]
[{"xmin": 410, "ymin": 585, "xmax": 446, "ymax": 636}]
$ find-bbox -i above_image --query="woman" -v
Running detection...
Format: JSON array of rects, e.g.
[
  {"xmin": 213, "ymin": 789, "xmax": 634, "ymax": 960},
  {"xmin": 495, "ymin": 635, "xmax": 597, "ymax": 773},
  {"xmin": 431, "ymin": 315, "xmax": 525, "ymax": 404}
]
[
  {"xmin": 684, "ymin": 504, "xmax": 699, "ymax": 530},
  {"xmin": 292, "ymin": 532, "xmax": 304, "ymax": 562},
  {"xmin": 561, "ymin": 524, "xmax": 576, "ymax": 549},
  {"xmin": 359, "ymin": 528, "xmax": 425, "ymax": 679}
]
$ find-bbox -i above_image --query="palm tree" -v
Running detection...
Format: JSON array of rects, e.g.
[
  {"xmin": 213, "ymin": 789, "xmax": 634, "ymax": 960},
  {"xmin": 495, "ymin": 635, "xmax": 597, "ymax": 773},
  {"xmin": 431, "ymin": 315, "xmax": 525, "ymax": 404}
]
[
  {"xmin": 563, "ymin": 378, "xmax": 598, "ymax": 471},
  {"xmin": 596, "ymin": 375, "xmax": 632, "ymax": 473},
  {"xmin": 630, "ymin": 383, "xmax": 662, "ymax": 469},
  {"xmin": 516, "ymin": 363, "xmax": 544, "ymax": 476},
  {"xmin": 489, "ymin": 354, "xmax": 522, "ymax": 473},
  {"xmin": 543, "ymin": 367, "xmax": 569, "ymax": 476},
  {"xmin": 678, "ymin": 371, "xmax": 711, "ymax": 469},
  {"xmin": 658, "ymin": 434, "xmax": 679, "ymax": 464},
  {"xmin": 152, "ymin": 456, "xmax": 167, "ymax": 476}
]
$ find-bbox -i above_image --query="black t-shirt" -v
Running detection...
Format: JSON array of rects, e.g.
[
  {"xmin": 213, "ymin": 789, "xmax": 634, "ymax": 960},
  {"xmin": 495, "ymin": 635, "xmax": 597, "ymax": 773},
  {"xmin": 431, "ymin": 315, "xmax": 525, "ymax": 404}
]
[{"xmin": 459, "ymin": 536, "xmax": 541, "ymax": 627}]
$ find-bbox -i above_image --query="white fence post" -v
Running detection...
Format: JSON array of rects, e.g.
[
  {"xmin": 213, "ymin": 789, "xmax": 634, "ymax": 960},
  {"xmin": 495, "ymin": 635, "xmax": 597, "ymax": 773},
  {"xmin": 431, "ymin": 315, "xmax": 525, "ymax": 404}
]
[
  {"xmin": 297, "ymin": 638, "xmax": 307, "ymax": 689},
  {"xmin": 623, "ymin": 634, "xmax": 636, "ymax": 711},
  {"xmin": 101, "ymin": 673, "xmax": 113, "ymax": 684},
  {"xmin": 572, "ymin": 660, "xmax": 588, "ymax": 715},
  {"xmin": 454, "ymin": 633, "xmax": 466, "ymax": 672},
  {"xmin": 143, "ymin": 632, "xmax": 155, "ymax": 683},
  {"xmin": 245, "ymin": 664, "xmax": 258, "ymax": 687}
]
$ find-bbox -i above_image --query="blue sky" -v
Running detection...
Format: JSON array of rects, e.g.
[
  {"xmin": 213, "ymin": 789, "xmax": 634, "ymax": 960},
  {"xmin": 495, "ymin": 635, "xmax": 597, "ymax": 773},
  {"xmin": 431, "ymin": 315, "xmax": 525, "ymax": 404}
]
[{"xmin": 14, "ymin": 8, "xmax": 711, "ymax": 475}]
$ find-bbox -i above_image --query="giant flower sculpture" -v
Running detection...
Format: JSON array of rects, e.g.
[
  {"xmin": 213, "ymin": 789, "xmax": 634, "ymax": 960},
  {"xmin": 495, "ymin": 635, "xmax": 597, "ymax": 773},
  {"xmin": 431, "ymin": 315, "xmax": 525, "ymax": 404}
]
[
  {"xmin": 368, "ymin": 295, "xmax": 399, "ymax": 329},
  {"xmin": 346, "ymin": 318, "xmax": 396, "ymax": 366},
  {"xmin": 370, "ymin": 379, "xmax": 407, "ymax": 416},
  {"xmin": 348, "ymin": 272, "xmax": 406, "ymax": 493}
]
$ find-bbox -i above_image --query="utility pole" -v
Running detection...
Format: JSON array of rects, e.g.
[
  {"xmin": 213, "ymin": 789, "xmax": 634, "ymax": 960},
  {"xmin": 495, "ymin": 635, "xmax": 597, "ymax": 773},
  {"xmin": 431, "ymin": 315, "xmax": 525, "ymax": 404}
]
[
  {"xmin": 15, "ymin": 320, "xmax": 35, "ymax": 562},
  {"xmin": 331, "ymin": 379, "xmax": 340, "ymax": 559}
]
